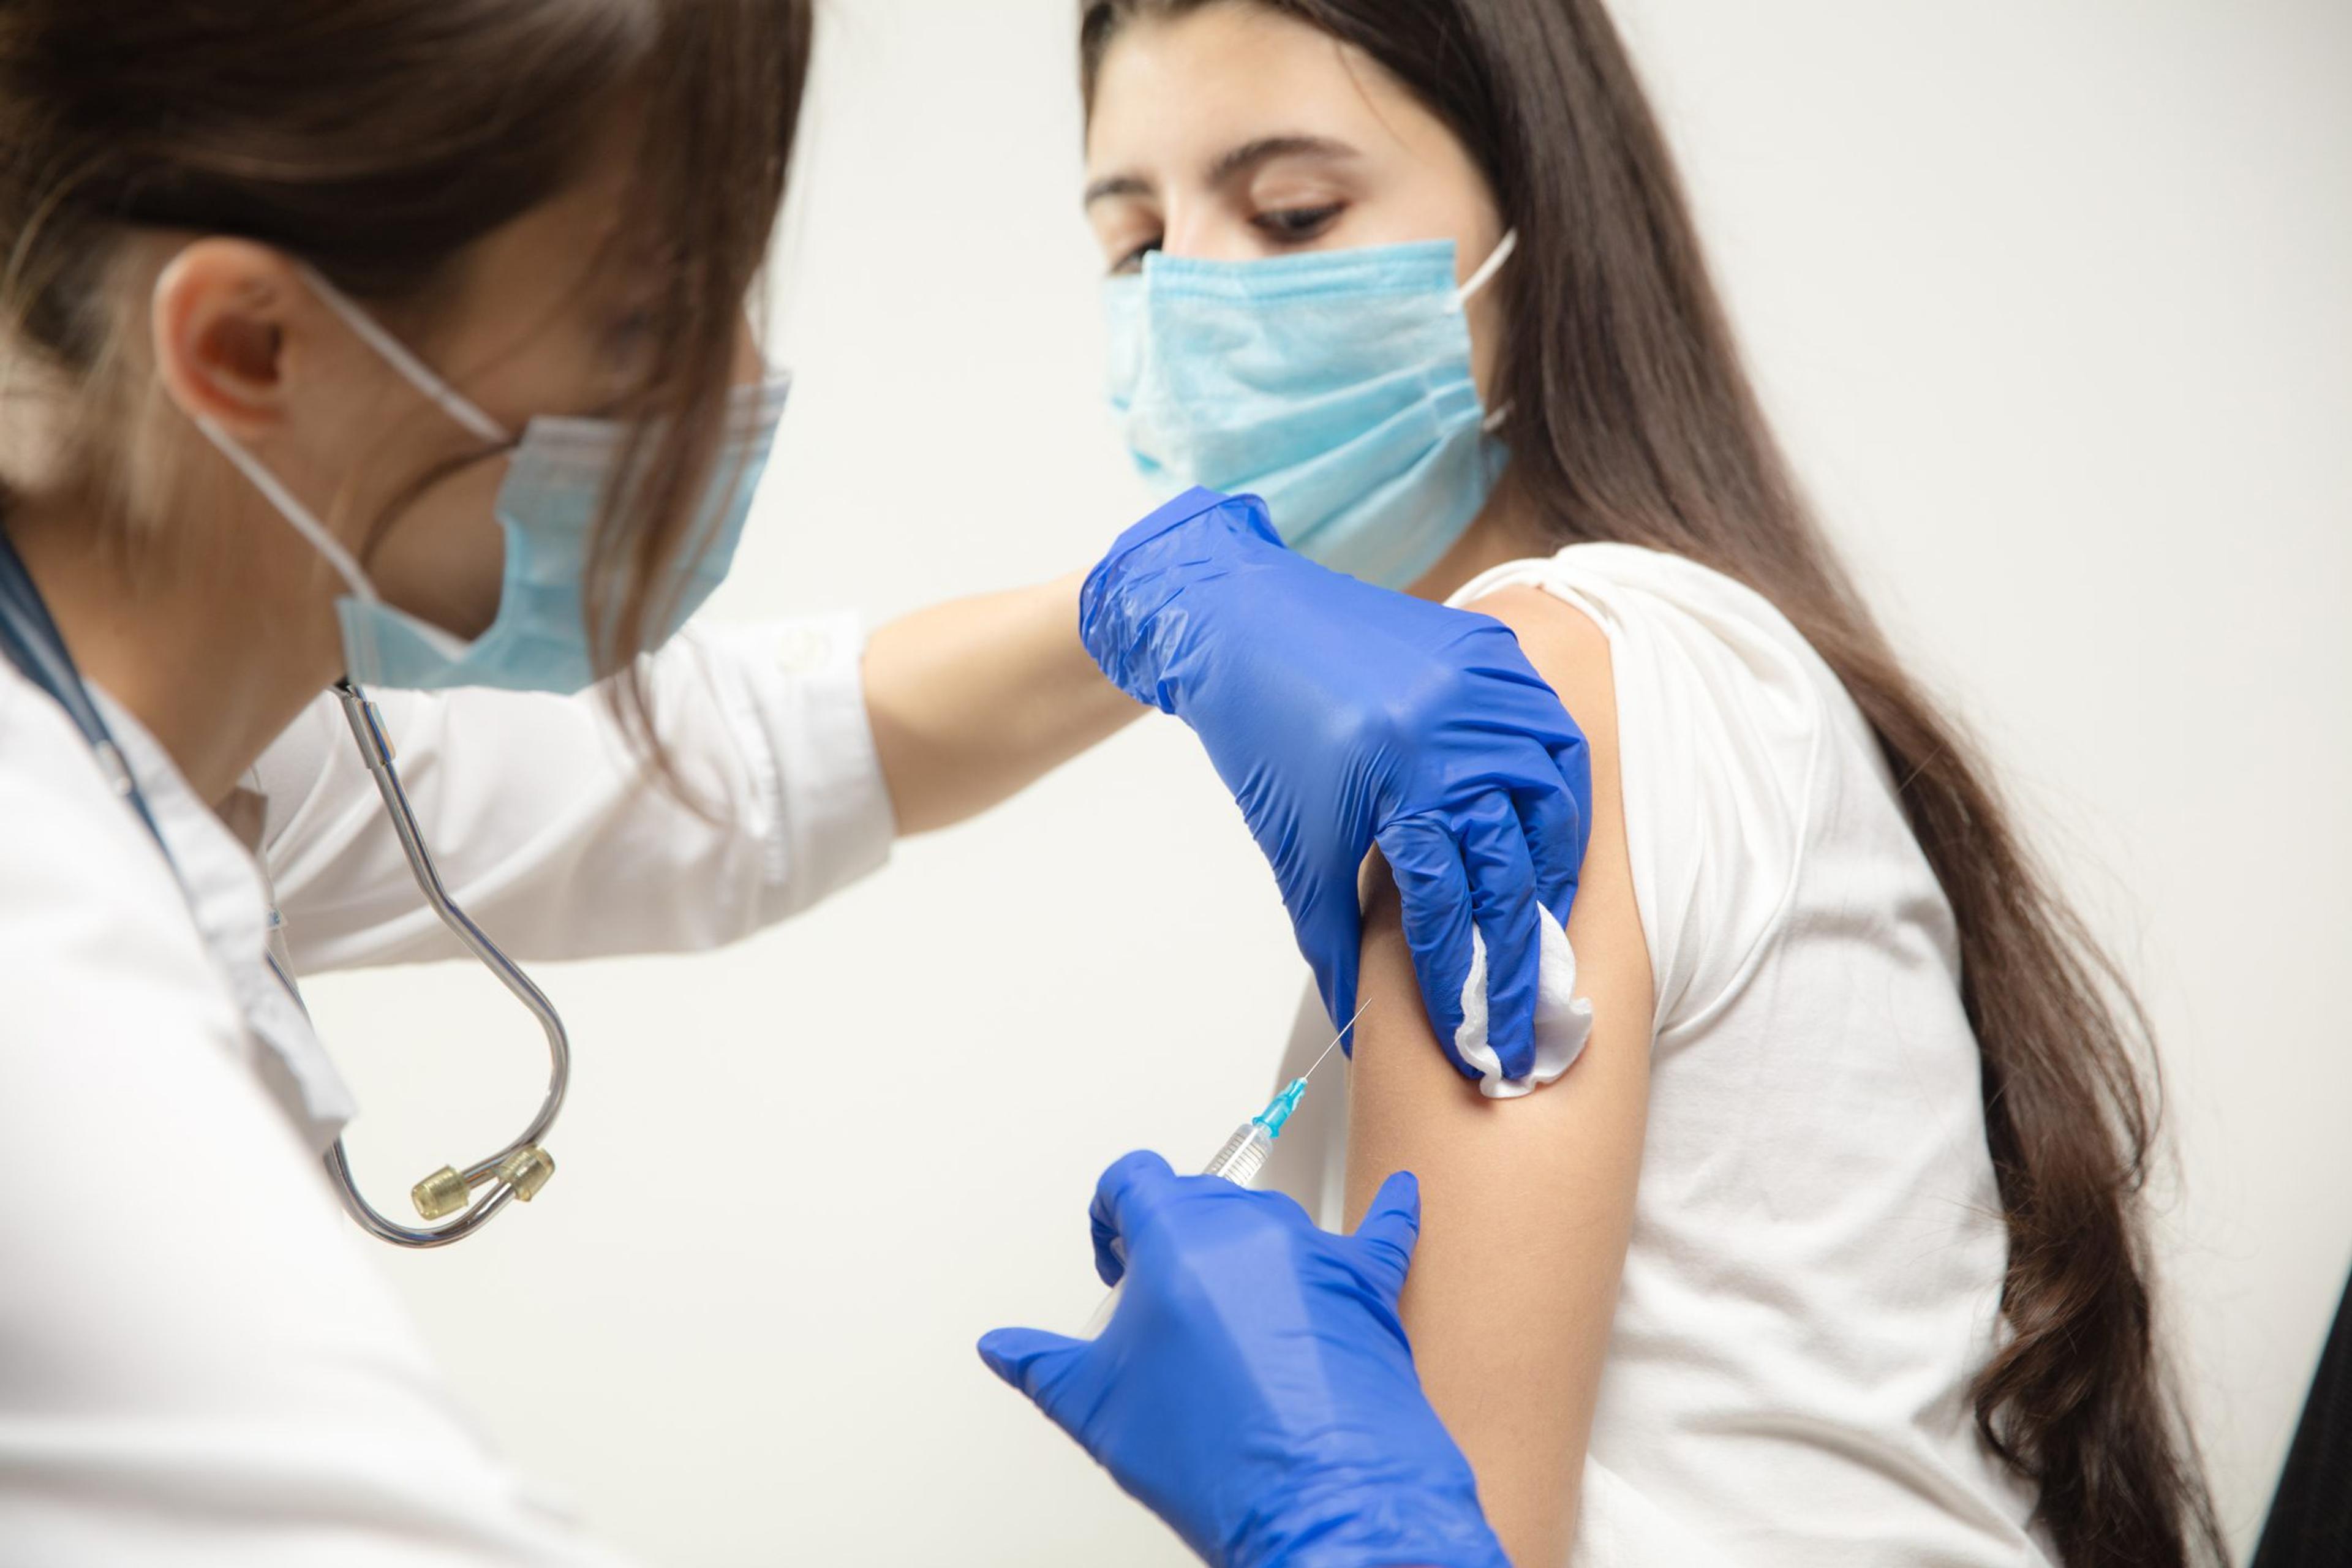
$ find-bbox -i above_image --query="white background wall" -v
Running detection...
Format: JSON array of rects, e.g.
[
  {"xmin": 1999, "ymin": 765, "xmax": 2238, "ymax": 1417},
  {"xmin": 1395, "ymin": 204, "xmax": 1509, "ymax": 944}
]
[{"xmin": 304, "ymin": 2, "xmax": 2352, "ymax": 1562}]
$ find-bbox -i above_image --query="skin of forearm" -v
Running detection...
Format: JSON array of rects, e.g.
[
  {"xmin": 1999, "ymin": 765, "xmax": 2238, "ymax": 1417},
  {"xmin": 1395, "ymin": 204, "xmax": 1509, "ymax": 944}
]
[{"xmin": 861, "ymin": 568, "xmax": 1142, "ymax": 835}]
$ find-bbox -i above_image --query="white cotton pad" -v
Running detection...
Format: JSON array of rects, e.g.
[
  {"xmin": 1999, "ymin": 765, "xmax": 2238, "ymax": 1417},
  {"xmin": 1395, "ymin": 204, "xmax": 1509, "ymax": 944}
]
[{"xmin": 1453, "ymin": 907, "xmax": 1593, "ymax": 1099}]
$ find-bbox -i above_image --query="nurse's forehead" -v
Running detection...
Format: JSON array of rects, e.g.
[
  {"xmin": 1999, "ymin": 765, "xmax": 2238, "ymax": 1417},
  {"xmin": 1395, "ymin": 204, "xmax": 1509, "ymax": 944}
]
[{"xmin": 1081, "ymin": 7, "xmax": 1412, "ymax": 186}]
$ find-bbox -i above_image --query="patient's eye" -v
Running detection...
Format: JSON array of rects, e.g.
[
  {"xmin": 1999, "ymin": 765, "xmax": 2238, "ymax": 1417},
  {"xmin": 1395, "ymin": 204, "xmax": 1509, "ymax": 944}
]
[
  {"xmin": 1252, "ymin": 203, "xmax": 1343, "ymax": 245},
  {"xmin": 1112, "ymin": 235, "xmax": 1163, "ymax": 275}
]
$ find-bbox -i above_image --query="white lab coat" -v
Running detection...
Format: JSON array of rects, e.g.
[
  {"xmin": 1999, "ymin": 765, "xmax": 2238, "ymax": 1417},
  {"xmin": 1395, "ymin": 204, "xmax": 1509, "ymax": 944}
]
[{"xmin": 0, "ymin": 614, "xmax": 894, "ymax": 1565}]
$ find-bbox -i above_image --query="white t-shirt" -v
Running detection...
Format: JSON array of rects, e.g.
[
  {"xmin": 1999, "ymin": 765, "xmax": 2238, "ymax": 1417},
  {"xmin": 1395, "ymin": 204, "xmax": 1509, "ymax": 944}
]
[{"xmin": 1263, "ymin": 544, "xmax": 2054, "ymax": 1567}]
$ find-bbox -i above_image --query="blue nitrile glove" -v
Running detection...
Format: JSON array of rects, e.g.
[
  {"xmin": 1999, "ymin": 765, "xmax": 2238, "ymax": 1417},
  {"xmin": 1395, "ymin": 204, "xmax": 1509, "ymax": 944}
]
[
  {"xmin": 1082, "ymin": 486, "xmax": 1591, "ymax": 1077},
  {"xmin": 979, "ymin": 1151, "xmax": 1507, "ymax": 1568}
]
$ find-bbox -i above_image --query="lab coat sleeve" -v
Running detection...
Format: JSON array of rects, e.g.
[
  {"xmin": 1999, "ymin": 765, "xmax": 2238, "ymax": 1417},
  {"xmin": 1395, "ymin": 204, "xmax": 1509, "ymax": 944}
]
[
  {"xmin": 254, "ymin": 613, "xmax": 897, "ymax": 971},
  {"xmin": 0, "ymin": 685, "xmax": 636, "ymax": 1567}
]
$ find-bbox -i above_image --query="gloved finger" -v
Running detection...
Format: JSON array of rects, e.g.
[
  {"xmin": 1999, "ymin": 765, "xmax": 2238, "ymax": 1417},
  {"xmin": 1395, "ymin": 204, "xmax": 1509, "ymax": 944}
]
[
  {"xmin": 1087, "ymin": 1148, "xmax": 1177, "ymax": 1285},
  {"xmin": 976, "ymin": 1326, "xmax": 1090, "ymax": 1434},
  {"xmin": 1351, "ymin": 1169, "xmax": 1422, "ymax": 1298},
  {"xmin": 1374, "ymin": 815, "xmax": 1476, "ymax": 1077},
  {"xmin": 1088, "ymin": 1213, "xmax": 1126, "ymax": 1288},
  {"xmin": 1513, "ymin": 778, "xmax": 1586, "ymax": 931},
  {"xmin": 1461, "ymin": 797, "xmax": 1544, "ymax": 1082},
  {"xmin": 1551, "ymin": 729, "xmax": 1594, "ymax": 812},
  {"xmin": 1290, "ymin": 869, "xmax": 1366, "ymax": 1054}
]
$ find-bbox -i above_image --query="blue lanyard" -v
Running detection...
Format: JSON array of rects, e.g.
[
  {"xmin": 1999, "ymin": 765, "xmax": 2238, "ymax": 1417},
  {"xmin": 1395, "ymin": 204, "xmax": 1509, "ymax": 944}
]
[{"xmin": 0, "ymin": 526, "xmax": 170, "ymax": 855}]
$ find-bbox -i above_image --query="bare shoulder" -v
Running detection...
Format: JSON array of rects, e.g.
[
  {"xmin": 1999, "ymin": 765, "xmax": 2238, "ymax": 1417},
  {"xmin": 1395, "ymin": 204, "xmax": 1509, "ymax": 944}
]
[
  {"xmin": 1463, "ymin": 582, "xmax": 1618, "ymax": 747},
  {"xmin": 1455, "ymin": 580, "xmax": 1648, "ymax": 1027}
]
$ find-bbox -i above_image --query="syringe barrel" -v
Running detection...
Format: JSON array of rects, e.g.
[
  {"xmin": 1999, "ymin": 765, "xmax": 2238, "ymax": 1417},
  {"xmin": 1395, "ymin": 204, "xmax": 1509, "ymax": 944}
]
[{"xmin": 1202, "ymin": 1121, "xmax": 1274, "ymax": 1189}]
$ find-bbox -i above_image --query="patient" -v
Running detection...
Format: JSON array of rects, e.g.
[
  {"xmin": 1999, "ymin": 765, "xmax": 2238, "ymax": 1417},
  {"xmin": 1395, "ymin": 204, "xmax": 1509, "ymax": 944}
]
[{"xmin": 1076, "ymin": 2, "xmax": 2220, "ymax": 1565}]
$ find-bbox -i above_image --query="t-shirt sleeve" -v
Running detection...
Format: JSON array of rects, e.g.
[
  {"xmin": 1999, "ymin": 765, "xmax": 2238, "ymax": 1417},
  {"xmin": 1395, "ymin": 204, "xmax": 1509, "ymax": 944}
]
[{"xmin": 1457, "ymin": 546, "xmax": 1838, "ymax": 1043}]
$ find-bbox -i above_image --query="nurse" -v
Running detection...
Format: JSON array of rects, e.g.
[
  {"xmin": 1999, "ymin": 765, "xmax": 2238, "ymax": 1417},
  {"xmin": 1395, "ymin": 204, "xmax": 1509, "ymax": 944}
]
[{"xmin": 0, "ymin": 3, "xmax": 1564, "ymax": 1566}]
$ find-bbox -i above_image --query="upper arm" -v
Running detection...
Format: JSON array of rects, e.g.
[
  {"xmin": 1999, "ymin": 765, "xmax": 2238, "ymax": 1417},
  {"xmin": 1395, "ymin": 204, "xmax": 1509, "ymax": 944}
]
[{"xmin": 1344, "ymin": 586, "xmax": 1656, "ymax": 1566}]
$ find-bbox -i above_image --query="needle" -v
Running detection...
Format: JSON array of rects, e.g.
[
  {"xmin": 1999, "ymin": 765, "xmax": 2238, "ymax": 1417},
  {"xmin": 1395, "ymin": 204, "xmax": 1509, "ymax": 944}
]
[
  {"xmin": 1302, "ymin": 999, "xmax": 1370, "ymax": 1082},
  {"xmin": 1079, "ymin": 998, "xmax": 1374, "ymax": 1340}
]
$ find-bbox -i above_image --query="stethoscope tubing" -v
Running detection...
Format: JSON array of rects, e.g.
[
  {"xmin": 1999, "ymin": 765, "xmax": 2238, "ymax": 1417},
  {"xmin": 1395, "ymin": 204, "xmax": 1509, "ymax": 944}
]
[{"xmin": 0, "ymin": 526, "xmax": 570, "ymax": 1249}]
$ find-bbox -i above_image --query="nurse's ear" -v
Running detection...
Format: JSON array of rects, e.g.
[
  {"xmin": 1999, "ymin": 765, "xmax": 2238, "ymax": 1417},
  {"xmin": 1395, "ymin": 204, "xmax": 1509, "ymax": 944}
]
[{"xmin": 149, "ymin": 240, "xmax": 327, "ymax": 442}]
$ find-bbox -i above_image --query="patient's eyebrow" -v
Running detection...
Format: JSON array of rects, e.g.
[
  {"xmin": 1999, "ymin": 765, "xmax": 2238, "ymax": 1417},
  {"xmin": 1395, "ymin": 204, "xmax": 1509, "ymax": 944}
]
[
  {"xmin": 1206, "ymin": 134, "xmax": 1359, "ymax": 187},
  {"xmin": 1082, "ymin": 134, "xmax": 1361, "ymax": 209}
]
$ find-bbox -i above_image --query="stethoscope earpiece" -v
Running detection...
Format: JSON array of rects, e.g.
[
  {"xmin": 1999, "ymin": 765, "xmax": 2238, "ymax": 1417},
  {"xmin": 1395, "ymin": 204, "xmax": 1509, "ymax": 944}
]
[{"xmin": 320, "ymin": 680, "xmax": 571, "ymax": 1249}]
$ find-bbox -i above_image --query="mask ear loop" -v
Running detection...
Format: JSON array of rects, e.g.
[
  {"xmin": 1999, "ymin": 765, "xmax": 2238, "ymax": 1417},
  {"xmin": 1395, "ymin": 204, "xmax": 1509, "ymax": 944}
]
[
  {"xmin": 189, "ymin": 415, "xmax": 377, "ymax": 604},
  {"xmin": 188, "ymin": 409, "xmax": 409, "ymax": 684},
  {"xmin": 1451, "ymin": 230, "xmax": 1519, "ymax": 435},
  {"xmin": 294, "ymin": 264, "xmax": 511, "ymax": 447},
  {"xmin": 285, "ymin": 263, "xmax": 517, "ymax": 679},
  {"xmin": 1452, "ymin": 228, "xmax": 1518, "ymax": 311}
]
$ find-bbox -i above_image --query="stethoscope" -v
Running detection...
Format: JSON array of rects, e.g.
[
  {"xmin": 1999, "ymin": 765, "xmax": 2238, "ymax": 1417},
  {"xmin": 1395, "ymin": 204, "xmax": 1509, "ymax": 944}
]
[{"xmin": 0, "ymin": 527, "xmax": 567, "ymax": 1248}]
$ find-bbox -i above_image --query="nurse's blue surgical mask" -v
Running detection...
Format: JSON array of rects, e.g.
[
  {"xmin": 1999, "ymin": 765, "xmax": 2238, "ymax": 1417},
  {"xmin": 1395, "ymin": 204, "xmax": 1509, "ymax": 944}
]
[
  {"xmin": 1106, "ymin": 232, "xmax": 1514, "ymax": 590},
  {"xmin": 191, "ymin": 265, "xmax": 788, "ymax": 693}
]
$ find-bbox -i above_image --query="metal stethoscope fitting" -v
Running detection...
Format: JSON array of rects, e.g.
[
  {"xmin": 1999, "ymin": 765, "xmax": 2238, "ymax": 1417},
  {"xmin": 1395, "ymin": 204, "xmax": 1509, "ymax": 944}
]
[{"xmin": 320, "ymin": 681, "xmax": 569, "ymax": 1248}]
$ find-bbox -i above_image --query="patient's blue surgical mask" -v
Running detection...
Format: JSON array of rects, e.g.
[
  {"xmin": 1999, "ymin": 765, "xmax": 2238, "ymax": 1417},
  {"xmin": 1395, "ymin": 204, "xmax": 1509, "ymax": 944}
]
[
  {"xmin": 192, "ymin": 266, "xmax": 788, "ymax": 693},
  {"xmin": 1106, "ymin": 233, "xmax": 1514, "ymax": 590}
]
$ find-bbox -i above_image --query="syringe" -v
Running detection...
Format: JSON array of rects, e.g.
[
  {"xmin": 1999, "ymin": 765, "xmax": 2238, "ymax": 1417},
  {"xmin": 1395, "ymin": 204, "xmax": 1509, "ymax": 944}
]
[{"xmin": 1080, "ymin": 1005, "xmax": 1363, "ymax": 1338}]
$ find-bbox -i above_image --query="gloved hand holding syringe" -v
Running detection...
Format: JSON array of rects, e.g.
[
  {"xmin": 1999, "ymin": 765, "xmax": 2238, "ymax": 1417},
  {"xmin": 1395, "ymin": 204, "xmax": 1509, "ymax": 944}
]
[{"xmin": 1081, "ymin": 1002, "xmax": 1368, "ymax": 1337}]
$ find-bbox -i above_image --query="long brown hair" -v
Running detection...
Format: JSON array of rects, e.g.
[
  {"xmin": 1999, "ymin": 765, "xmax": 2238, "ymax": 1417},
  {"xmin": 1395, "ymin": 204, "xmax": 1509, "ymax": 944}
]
[
  {"xmin": 0, "ymin": 0, "xmax": 811, "ymax": 754},
  {"xmin": 1082, "ymin": 3, "xmax": 2222, "ymax": 1562}
]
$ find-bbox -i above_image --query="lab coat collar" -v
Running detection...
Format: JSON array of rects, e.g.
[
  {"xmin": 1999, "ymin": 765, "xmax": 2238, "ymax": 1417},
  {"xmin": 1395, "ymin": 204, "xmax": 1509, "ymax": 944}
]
[{"xmin": 87, "ymin": 685, "xmax": 358, "ymax": 1150}]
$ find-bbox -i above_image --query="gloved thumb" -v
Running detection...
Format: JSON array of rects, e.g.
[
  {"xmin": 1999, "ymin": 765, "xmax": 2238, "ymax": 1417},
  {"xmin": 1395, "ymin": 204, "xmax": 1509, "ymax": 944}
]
[
  {"xmin": 1374, "ymin": 815, "xmax": 1476, "ymax": 1068},
  {"xmin": 1351, "ymin": 1169, "xmax": 1422, "ymax": 1297},
  {"xmin": 976, "ymin": 1326, "xmax": 1090, "ymax": 1432},
  {"xmin": 1292, "ymin": 875, "xmax": 1365, "ymax": 1055}
]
